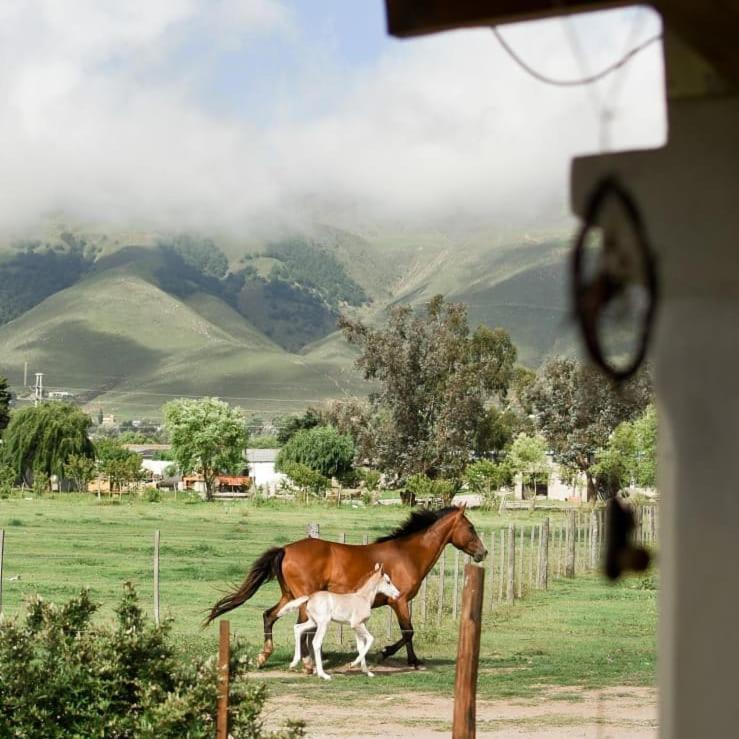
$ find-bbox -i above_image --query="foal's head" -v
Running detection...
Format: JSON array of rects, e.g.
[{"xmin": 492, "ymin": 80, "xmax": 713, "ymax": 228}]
[
  {"xmin": 449, "ymin": 507, "xmax": 488, "ymax": 562},
  {"xmin": 369, "ymin": 563, "xmax": 401, "ymax": 601}
]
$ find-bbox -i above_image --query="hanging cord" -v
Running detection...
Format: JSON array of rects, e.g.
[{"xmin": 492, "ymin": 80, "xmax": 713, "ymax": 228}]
[{"xmin": 491, "ymin": 26, "xmax": 661, "ymax": 88}]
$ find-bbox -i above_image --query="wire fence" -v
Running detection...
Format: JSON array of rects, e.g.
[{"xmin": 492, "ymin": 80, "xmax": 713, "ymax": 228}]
[{"xmin": 0, "ymin": 504, "xmax": 659, "ymax": 647}]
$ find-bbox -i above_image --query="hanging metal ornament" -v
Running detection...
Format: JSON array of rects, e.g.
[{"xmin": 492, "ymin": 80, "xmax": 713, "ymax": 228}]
[{"xmin": 572, "ymin": 176, "xmax": 658, "ymax": 381}]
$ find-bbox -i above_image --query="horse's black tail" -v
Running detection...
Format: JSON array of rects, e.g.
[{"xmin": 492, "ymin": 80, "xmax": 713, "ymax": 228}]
[{"xmin": 205, "ymin": 547, "xmax": 284, "ymax": 625}]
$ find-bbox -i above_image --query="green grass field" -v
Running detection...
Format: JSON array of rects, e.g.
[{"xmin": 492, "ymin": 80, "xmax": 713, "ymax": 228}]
[{"xmin": 0, "ymin": 494, "xmax": 656, "ymax": 703}]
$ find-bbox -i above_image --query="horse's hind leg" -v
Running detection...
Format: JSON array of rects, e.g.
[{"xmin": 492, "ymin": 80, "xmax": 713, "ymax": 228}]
[
  {"xmin": 257, "ymin": 595, "xmax": 289, "ymax": 668},
  {"xmin": 298, "ymin": 606, "xmax": 317, "ymax": 674}
]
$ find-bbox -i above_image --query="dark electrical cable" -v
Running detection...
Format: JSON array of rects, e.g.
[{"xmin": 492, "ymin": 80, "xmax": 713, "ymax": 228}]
[{"xmin": 491, "ymin": 27, "xmax": 662, "ymax": 87}]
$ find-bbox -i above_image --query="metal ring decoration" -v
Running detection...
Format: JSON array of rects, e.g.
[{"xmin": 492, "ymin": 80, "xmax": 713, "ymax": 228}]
[{"xmin": 572, "ymin": 176, "xmax": 658, "ymax": 382}]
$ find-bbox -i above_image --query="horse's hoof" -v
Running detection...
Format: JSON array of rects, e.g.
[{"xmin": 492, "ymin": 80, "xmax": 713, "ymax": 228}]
[
  {"xmin": 409, "ymin": 659, "xmax": 424, "ymax": 670},
  {"xmin": 319, "ymin": 674, "xmax": 332, "ymax": 681},
  {"xmin": 367, "ymin": 671, "xmax": 375, "ymax": 678},
  {"xmin": 256, "ymin": 653, "xmax": 268, "ymax": 668},
  {"xmin": 379, "ymin": 649, "xmax": 389, "ymax": 662}
]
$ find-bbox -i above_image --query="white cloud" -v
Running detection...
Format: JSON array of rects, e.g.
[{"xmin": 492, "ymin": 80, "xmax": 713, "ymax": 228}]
[{"xmin": 0, "ymin": 3, "xmax": 665, "ymax": 237}]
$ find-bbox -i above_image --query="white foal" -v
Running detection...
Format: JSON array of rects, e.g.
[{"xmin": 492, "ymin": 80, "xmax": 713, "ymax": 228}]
[{"xmin": 277, "ymin": 564, "xmax": 400, "ymax": 680}]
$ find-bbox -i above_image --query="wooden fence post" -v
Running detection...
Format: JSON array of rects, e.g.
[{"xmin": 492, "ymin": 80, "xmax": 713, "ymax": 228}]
[
  {"xmin": 339, "ymin": 532, "xmax": 346, "ymax": 643},
  {"xmin": 0, "ymin": 528, "xmax": 4, "ymax": 617},
  {"xmin": 153, "ymin": 529, "xmax": 160, "ymax": 626},
  {"xmin": 437, "ymin": 549, "xmax": 445, "ymax": 626},
  {"xmin": 528, "ymin": 526, "xmax": 535, "ymax": 592},
  {"xmin": 217, "ymin": 620, "xmax": 230, "ymax": 739},
  {"xmin": 307, "ymin": 522, "xmax": 320, "ymax": 538},
  {"xmin": 453, "ymin": 549, "xmax": 460, "ymax": 619},
  {"xmin": 559, "ymin": 523, "xmax": 565, "ymax": 577},
  {"xmin": 535, "ymin": 524, "xmax": 542, "ymax": 588},
  {"xmin": 590, "ymin": 510, "xmax": 599, "ymax": 569},
  {"xmin": 488, "ymin": 531, "xmax": 495, "ymax": 613},
  {"xmin": 498, "ymin": 530, "xmax": 505, "ymax": 602},
  {"xmin": 540, "ymin": 518, "xmax": 550, "ymax": 589},
  {"xmin": 452, "ymin": 565, "xmax": 485, "ymax": 739},
  {"xmin": 506, "ymin": 524, "xmax": 515, "ymax": 603},
  {"xmin": 517, "ymin": 525, "xmax": 524, "ymax": 598},
  {"xmin": 566, "ymin": 510, "xmax": 576, "ymax": 578}
]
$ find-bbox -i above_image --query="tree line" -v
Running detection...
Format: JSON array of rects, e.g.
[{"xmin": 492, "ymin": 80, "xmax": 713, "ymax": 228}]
[{"xmin": 0, "ymin": 295, "xmax": 654, "ymax": 502}]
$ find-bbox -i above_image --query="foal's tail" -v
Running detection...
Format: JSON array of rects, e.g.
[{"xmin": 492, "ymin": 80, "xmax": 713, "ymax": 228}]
[
  {"xmin": 205, "ymin": 547, "xmax": 285, "ymax": 624},
  {"xmin": 276, "ymin": 595, "xmax": 309, "ymax": 618}
]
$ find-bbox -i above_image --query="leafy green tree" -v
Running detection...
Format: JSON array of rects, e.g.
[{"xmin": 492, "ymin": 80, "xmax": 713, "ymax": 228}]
[
  {"xmin": 249, "ymin": 434, "xmax": 280, "ymax": 449},
  {"xmin": 95, "ymin": 439, "xmax": 144, "ymax": 493},
  {"xmin": 508, "ymin": 433, "xmax": 550, "ymax": 498},
  {"xmin": 0, "ymin": 376, "xmax": 11, "ymax": 434},
  {"xmin": 1, "ymin": 403, "xmax": 94, "ymax": 485},
  {"xmin": 280, "ymin": 461, "xmax": 329, "ymax": 503},
  {"xmin": 163, "ymin": 398, "xmax": 248, "ymax": 501},
  {"xmin": 526, "ymin": 358, "xmax": 652, "ymax": 500},
  {"xmin": 464, "ymin": 459, "xmax": 513, "ymax": 506},
  {"xmin": 0, "ymin": 464, "xmax": 16, "ymax": 497},
  {"xmin": 64, "ymin": 453, "xmax": 97, "ymax": 493},
  {"xmin": 276, "ymin": 408, "xmax": 321, "ymax": 445},
  {"xmin": 590, "ymin": 404, "xmax": 657, "ymax": 494},
  {"xmin": 0, "ymin": 584, "xmax": 304, "ymax": 738},
  {"xmin": 276, "ymin": 425, "xmax": 355, "ymax": 482},
  {"xmin": 339, "ymin": 296, "xmax": 517, "ymax": 484}
]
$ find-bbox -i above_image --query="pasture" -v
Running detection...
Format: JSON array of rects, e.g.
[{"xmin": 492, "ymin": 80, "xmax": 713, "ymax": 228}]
[{"xmin": 0, "ymin": 494, "xmax": 657, "ymax": 735}]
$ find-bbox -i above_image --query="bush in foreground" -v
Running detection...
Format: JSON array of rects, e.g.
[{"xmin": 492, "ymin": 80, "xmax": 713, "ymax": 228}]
[{"xmin": 0, "ymin": 584, "xmax": 304, "ymax": 739}]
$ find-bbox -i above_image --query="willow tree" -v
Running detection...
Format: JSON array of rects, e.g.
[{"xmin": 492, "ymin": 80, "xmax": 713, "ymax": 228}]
[{"xmin": 2, "ymin": 403, "xmax": 95, "ymax": 485}]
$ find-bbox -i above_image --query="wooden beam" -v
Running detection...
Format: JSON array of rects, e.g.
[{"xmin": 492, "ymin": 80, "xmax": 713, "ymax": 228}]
[
  {"xmin": 385, "ymin": 0, "xmax": 629, "ymax": 38},
  {"xmin": 385, "ymin": 0, "xmax": 739, "ymax": 86}
]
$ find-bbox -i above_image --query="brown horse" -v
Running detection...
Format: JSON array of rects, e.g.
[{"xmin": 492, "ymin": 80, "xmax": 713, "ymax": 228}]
[{"xmin": 206, "ymin": 506, "xmax": 487, "ymax": 668}]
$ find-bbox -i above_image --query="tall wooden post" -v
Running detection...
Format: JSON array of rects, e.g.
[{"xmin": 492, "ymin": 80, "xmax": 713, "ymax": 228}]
[
  {"xmin": 488, "ymin": 531, "xmax": 495, "ymax": 612},
  {"xmin": 506, "ymin": 524, "xmax": 515, "ymax": 603},
  {"xmin": 306, "ymin": 522, "xmax": 320, "ymax": 538},
  {"xmin": 517, "ymin": 525, "xmax": 524, "ymax": 598},
  {"xmin": 217, "ymin": 620, "xmax": 230, "ymax": 739},
  {"xmin": 0, "ymin": 528, "xmax": 4, "ymax": 617},
  {"xmin": 452, "ymin": 565, "xmax": 485, "ymax": 739},
  {"xmin": 498, "ymin": 529, "xmax": 505, "ymax": 601},
  {"xmin": 339, "ymin": 532, "xmax": 346, "ymax": 643},
  {"xmin": 153, "ymin": 529, "xmax": 160, "ymax": 626},
  {"xmin": 566, "ymin": 510, "xmax": 576, "ymax": 578},
  {"xmin": 453, "ymin": 548, "xmax": 460, "ymax": 619},
  {"xmin": 540, "ymin": 517, "xmax": 550, "ymax": 589},
  {"xmin": 437, "ymin": 549, "xmax": 446, "ymax": 625},
  {"xmin": 590, "ymin": 510, "xmax": 599, "ymax": 569}
]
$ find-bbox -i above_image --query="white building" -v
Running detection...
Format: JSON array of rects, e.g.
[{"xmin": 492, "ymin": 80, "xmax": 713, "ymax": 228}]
[{"xmin": 246, "ymin": 448, "xmax": 286, "ymax": 493}]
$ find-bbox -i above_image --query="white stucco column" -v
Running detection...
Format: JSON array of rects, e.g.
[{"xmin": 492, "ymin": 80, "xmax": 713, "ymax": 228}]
[{"xmin": 571, "ymin": 87, "xmax": 739, "ymax": 737}]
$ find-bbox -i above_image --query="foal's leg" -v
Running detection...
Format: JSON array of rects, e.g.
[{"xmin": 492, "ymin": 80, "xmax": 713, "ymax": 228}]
[
  {"xmin": 351, "ymin": 623, "xmax": 375, "ymax": 677},
  {"xmin": 380, "ymin": 598, "xmax": 422, "ymax": 668},
  {"xmin": 258, "ymin": 594, "xmax": 290, "ymax": 668},
  {"xmin": 291, "ymin": 618, "xmax": 316, "ymax": 669},
  {"xmin": 311, "ymin": 619, "xmax": 331, "ymax": 680},
  {"xmin": 298, "ymin": 611, "xmax": 317, "ymax": 674}
]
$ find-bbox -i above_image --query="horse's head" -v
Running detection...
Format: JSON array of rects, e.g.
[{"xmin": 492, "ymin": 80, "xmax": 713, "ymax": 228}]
[{"xmin": 449, "ymin": 506, "xmax": 488, "ymax": 562}]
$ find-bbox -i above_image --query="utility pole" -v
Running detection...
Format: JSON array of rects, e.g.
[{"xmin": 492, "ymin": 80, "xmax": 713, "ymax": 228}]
[
  {"xmin": 34, "ymin": 373, "xmax": 44, "ymax": 406},
  {"xmin": 23, "ymin": 361, "xmax": 28, "ymax": 388}
]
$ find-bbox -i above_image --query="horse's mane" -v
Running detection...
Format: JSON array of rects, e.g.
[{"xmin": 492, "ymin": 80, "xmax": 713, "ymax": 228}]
[{"xmin": 374, "ymin": 507, "xmax": 459, "ymax": 543}]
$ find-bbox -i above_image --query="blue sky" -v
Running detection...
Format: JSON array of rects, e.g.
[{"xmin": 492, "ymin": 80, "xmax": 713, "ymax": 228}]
[{"xmin": 0, "ymin": 0, "xmax": 665, "ymax": 234}]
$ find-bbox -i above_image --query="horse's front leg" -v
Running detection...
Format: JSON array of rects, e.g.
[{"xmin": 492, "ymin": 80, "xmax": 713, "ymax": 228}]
[{"xmin": 380, "ymin": 598, "xmax": 422, "ymax": 668}]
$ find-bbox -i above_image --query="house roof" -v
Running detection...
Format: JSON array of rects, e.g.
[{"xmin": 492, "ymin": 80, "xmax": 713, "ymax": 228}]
[{"xmin": 246, "ymin": 448, "xmax": 279, "ymax": 463}]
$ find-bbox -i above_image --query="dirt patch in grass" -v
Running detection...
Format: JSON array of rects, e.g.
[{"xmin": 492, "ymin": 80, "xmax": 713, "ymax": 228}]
[{"xmin": 264, "ymin": 686, "xmax": 657, "ymax": 738}]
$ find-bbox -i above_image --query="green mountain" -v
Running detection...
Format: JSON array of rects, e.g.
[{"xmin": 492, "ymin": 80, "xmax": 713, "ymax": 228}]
[{"xmin": 0, "ymin": 225, "xmax": 575, "ymax": 419}]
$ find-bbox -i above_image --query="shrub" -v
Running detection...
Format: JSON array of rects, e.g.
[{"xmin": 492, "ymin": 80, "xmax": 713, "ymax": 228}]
[
  {"xmin": 0, "ymin": 584, "xmax": 304, "ymax": 738},
  {"xmin": 405, "ymin": 474, "xmax": 457, "ymax": 506},
  {"xmin": 280, "ymin": 461, "xmax": 329, "ymax": 504},
  {"xmin": 145, "ymin": 486, "xmax": 161, "ymax": 503}
]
